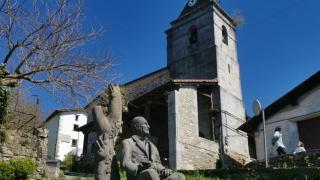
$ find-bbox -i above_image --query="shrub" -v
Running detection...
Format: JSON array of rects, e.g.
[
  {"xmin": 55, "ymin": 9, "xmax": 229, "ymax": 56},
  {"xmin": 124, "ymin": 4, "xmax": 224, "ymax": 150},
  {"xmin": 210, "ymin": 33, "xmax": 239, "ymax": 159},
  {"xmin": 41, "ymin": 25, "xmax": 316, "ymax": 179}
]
[
  {"xmin": 61, "ymin": 152, "xmax": 95, "ymax": 174},
  {"xmin": 0, "ymin": 161, "xmax": 15, "ymax": 180},
  {"xmin": 72, "ymin": 159, "xmax": 95, "ymax": 174},
  {"xmin": 181, "ymin": 168, "xmax": 320, "ymax": 180},
  {"xmin": 61, "ymin": 152, "xmax": 77, "ymax": 172},
  {"xmin": 9, "ymin": 158, "xmax": 36, "ymax": 179},
  {"xmin": 246, "ymin": 151, "xmax": 320, "ymax": 169}
]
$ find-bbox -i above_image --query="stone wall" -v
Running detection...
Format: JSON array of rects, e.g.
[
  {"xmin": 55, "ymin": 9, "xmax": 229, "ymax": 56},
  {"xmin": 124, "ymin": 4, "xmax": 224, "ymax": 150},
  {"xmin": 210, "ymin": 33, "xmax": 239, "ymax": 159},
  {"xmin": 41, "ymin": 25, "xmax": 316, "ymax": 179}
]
[
  {"xmin": 167, "ymin": 6, "xmax": 217, "ymax": 79},
  {"xmin": 168, "ymin": 86, "xmax": 219, "ymax": 170},
  {"xmin": 213, "ymin": 5, "xmax": 250, "ymax": 166},
  {"xmin": 0, "ymin": 129, "xmax": 48, "ymax": 179}
]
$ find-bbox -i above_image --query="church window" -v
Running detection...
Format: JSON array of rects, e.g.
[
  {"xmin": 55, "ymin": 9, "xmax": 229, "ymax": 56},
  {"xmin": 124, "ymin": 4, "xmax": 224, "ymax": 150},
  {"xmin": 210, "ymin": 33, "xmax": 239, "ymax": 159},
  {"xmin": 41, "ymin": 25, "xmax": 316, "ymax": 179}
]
[
  {"xmin": 222, "ymin": 25, "xmax": 228, "ymax": 45},
  {"xmin": 189, "ymin": 26, "xmax": 198, "ymax": 44}
]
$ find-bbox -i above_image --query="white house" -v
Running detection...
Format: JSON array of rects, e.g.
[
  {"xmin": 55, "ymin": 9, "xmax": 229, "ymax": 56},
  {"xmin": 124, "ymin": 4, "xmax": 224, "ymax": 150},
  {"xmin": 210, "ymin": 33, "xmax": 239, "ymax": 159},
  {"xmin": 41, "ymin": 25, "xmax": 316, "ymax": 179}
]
[
  {"xmin": 44, "ymin": 109, "xmax": 87, "ymax": 161},
  {"xmin": 239, "ymin": 71, "xmax": 320, "ymax": 160}
]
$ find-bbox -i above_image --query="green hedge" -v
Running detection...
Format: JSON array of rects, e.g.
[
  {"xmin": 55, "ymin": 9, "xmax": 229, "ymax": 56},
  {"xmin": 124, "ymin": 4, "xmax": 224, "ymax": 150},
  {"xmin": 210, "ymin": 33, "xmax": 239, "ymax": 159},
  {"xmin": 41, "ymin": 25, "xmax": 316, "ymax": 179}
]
[
  {"xmin": 0, "ymin": 161, "xmax": 15, "ymax": 180},
  {"xmin": 0, "ymin": 158, "xmax": 36, "ymax": 180},
  {"xmin": 246, "ymin": 151, "xmax": 320, "ymax": 169},
  {"xmin": 61, "ymin": 153, "xmax": 95, "ymax": 174},
  {"xmin": 181, "ymin": 168, "xmax": 320, "ymax": 180}
]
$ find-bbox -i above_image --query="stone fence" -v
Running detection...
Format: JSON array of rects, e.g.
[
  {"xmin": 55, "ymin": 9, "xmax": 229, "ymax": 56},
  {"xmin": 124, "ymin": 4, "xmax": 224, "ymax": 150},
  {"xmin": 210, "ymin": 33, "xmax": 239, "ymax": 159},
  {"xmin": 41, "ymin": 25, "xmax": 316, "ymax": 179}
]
[{"xmin": 0, "ymin": 128, "xmax": 48, "ymax": 179}]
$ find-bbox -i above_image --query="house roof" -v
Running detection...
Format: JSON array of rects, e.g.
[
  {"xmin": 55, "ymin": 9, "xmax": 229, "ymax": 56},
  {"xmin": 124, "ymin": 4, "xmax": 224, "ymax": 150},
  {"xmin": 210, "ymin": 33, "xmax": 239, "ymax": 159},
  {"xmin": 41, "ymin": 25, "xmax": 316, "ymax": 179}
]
[
  {"xmin": 239, "ymin": 71, "xmax": 320, "ymax": 133},
  {"xmin": 44, "ymin": 108, "xmax": 85, "ymax": 124}
]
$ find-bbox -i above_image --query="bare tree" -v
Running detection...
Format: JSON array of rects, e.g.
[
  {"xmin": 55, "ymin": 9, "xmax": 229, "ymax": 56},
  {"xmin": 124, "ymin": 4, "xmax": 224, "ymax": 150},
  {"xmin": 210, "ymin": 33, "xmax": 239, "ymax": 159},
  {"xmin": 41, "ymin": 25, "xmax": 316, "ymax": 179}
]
[
  {"xmin": 0, "ymin": 0, "xmax": 114, "ymax": 103},
  {"xmin": 3, "ymin": 89, "xmax": 44, "ymax": 133}
]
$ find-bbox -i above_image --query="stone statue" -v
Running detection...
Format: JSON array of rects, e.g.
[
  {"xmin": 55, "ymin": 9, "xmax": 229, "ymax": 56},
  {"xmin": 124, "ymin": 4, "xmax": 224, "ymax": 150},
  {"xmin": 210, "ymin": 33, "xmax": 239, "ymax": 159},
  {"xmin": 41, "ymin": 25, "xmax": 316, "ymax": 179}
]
[
  {"xmin": 92, "ymin": 85, "xmax": 122, "ymax": 180},
  {"xmin": 119, "ymin": 116, "xmax": 185, "ymax": 180}
]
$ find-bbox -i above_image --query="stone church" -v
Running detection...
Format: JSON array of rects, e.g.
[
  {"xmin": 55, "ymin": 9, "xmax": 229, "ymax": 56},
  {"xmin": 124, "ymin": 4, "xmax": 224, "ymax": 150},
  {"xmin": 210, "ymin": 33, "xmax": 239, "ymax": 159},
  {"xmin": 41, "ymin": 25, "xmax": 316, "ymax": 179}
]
[{"xmin": 79, "ymin": 0, "xmax": 250, "ymax": 169}]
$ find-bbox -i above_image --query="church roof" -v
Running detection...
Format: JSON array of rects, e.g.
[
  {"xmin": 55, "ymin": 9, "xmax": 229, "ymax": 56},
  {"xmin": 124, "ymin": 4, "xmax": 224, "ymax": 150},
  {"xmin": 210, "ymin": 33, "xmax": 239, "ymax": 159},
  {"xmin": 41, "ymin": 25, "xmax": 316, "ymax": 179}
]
[
  {"xmin": 78, "ymin": 67, "xmax": 218, "ymax": 133},
  {"xmin": 238, "ymin": 71, "xmax": 320, "ymax": 133},
  {"xmin": 178, "ymin": 0, "xmax": 234, "ymax": 24}
]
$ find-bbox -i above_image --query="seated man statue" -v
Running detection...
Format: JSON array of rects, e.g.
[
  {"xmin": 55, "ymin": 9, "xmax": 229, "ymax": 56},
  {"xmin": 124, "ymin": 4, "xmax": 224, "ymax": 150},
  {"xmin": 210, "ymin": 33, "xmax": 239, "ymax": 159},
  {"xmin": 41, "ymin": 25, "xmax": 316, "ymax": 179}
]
[{"xmin": 119, "ymin": 116, "xmax": 185, "ymax": 180}]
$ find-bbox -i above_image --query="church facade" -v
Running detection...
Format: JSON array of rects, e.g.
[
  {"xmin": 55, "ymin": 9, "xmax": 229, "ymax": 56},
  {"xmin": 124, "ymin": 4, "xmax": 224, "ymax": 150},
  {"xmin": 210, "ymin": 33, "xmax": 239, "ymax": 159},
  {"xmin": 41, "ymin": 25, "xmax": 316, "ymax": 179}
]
[{"xmin": 79, "ymin": 0, "xmax": 249, "ymax": 169}]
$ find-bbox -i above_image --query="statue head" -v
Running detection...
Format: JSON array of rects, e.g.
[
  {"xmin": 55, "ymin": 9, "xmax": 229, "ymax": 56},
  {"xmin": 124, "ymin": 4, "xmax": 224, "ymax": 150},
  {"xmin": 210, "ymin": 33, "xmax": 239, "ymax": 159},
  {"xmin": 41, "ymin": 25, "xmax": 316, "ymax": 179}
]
[{"xmin": 131, "ymin": 116, "xmax": 150, "ymax": 137}]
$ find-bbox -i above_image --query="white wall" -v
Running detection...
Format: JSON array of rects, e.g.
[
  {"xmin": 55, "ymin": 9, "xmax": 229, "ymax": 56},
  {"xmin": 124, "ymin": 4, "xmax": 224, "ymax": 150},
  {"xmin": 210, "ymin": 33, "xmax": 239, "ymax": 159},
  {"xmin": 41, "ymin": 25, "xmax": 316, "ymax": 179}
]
[
  {"xmin": 255, "ymin": 85, "xmax": 320, "ymax": 160},
  {"xmin": 45, "ymin": 116, "xmax": 59, "ymax": 160},
  {"xmin": 46, "ymin": 111, "xmax": 87, "ymax": 161},
  {"xmin": 56, "ymin": 112, "xmax": 87, "ymax": 161}
]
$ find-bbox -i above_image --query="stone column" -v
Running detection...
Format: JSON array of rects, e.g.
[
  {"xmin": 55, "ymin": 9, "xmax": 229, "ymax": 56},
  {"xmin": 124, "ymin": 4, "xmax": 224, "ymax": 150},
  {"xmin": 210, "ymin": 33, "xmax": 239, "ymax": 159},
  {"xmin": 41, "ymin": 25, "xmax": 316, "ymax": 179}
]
[
  {"xmin": 168, "ymin": 88, "xmax": 178, "ymax": 169},
  {"xmin": 168, "ymin": 86, "xmax": 198, "ymax": 169},
  {"xmin": 168, "ymin": 86, "xmax": 220, "ymax": 170}
]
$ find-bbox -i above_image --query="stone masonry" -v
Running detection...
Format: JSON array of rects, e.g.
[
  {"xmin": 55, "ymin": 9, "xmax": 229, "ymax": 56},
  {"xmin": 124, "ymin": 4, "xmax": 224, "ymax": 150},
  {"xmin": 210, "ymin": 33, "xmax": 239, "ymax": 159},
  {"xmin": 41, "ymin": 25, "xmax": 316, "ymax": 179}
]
[
  {"xmin": 0, "ymin": 129, "xmax": 48, "ymax": 179},
  {"xmin": 168, "ymin": 86, "xmax": 219, "ymax": 170},
  {"xmin": 166, "ymin": 0, "xmax": 250, "ymax": 168}
]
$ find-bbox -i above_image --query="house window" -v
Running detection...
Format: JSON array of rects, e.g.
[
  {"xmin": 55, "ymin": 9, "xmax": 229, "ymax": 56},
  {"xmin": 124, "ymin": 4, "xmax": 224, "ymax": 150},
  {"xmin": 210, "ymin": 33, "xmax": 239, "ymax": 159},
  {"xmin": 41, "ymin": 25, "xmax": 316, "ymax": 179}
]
[
  {"xmin": 189, "ymin": 26, "xmax": 198, "ymax": 44},
  {"xmin": 75, "ymin": 115, "xmax": 79, "ymax": 121},
  {"xmin": 72, "ymin": 139, "xmax": 77, "ymax": 147},
  {"xmin": 73, "ymin": 124, "xmax": 79, "ymax": 131},
  {"xmin": 222, "ymin": 25, "xmax": 228, "ymax": 45}
]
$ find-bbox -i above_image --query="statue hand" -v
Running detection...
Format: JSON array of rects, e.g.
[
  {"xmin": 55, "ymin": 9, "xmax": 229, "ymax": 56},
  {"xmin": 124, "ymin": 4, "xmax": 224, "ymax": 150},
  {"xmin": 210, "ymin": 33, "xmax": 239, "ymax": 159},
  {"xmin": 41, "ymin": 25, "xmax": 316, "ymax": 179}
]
[
  {"xmin": 141, "ymin": 160, "xmax": 152, "ymax": 169},
  {"xmin": 160, "ymin": 169, "xmax": 172, "ymax": 177},
  {"xmin": 137, "ymin": 160, "xmax": 152, "ymax": 173},
  {"xmin": 96, "ymin": 135, "xmax": 110, "ymax": 159},
  {"xmin": 109, "ymin": 85, "xmax": 121, "ymax": 97}
]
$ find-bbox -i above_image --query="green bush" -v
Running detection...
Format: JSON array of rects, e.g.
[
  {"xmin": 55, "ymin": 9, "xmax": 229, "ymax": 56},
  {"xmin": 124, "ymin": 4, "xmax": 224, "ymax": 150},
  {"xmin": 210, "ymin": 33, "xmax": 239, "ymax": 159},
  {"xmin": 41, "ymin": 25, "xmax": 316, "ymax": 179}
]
[
  {"xmin": 61, "ymin": 152, "xmax": 77, "ymax": 172},
  {"xmin": 9, "ymin": 158, "xmax": 36, "ymax": 179},
  {"xmin": 246, "ymin": 151, "xmax": 320, "ymax": 169},
  {"xmin": 0, "ymin": 161, "xmax": 15, "ymax": 180},
  {"xmin": 181, "ymin": 168, "xmax": 320, "ymax": 180},
  {"xmin": 0, "ymin": 158, "xmax": 36, "ymax": 180},
  {"xmin": 61, "ymin": 153, "xmax": 95, "ymax": 174}
]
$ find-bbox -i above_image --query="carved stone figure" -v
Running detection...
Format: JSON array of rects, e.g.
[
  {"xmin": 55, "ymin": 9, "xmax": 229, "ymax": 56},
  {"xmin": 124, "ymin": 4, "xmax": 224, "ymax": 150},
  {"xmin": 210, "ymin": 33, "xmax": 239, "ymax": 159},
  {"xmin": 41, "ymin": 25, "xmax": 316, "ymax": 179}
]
[
  {"xmin": 119, "ymin": 116, "xmax": 185, "ymax": 180},
  {"xmin": 93, "ymin": 85, "xmax": 122, "ymax": 180}
]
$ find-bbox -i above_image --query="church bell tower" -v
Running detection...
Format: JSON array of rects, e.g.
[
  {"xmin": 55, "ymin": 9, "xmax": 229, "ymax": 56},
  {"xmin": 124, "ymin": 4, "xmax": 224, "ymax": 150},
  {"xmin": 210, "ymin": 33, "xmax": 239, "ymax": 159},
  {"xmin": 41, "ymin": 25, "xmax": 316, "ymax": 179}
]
[{"xmin": 166, "ymin": 0, "xmax": 250, "ymax": 169}]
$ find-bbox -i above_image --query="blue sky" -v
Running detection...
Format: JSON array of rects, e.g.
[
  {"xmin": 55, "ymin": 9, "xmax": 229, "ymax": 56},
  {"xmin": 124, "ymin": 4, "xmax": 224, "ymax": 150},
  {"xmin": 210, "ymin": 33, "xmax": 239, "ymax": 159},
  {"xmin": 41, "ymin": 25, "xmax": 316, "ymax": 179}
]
[{"xmin": 42, "ymin": 0, "xmax": 320, "ymax": 117}]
